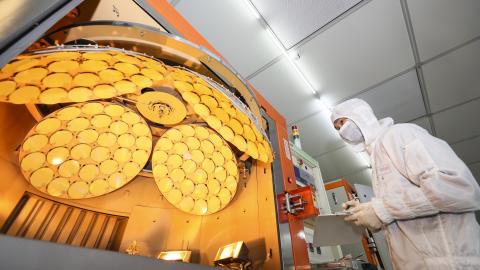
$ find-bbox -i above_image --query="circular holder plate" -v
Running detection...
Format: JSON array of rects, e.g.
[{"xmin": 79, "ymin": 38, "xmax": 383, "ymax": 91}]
[
  {"xmin": 18, "ymin": 101, "xmax": 153, "ymax": 199},
  {"xmin": 152, "ymin": 124, "xmax": 239, "ymax": 215}
]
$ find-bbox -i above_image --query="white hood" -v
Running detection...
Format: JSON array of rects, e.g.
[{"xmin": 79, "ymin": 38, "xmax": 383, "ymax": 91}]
[{"xmin": 330, "ymin": 98, "xmax": 393, "ymax": 152}]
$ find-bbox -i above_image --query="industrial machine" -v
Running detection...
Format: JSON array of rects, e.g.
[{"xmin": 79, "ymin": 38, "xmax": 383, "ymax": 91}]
[{"xmin": 0, "ymin": 1, "xmax": 315, "ymax": 269}]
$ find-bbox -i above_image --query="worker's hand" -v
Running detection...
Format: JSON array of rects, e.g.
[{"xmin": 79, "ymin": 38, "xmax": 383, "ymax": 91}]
[
  {"xmin": 344, "ymin": 202, "xmax": 383, "ymax": 232},
  {"xmin": 342, "ymin": 200, "xmax": 360, "ymax": 210}
]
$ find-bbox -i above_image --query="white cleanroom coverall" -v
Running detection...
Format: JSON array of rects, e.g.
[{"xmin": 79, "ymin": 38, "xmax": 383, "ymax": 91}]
[{"xmin": 331, "ymin": 98, "xmax": 480, "ymax": 270}]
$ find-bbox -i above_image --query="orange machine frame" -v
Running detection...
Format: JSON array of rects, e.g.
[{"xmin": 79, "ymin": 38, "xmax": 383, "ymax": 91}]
[{"xmin": 144, "ymin": 1, "xmax": 310, "ymax": 268}]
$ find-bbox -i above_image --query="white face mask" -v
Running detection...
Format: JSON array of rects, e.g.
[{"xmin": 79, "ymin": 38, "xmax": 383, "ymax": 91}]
[{"xmin": 339, "ymin": 120, "xmax": 364, "ymax": 144}]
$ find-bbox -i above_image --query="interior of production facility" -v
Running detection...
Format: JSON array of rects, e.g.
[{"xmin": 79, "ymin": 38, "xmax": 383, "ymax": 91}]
[{"xmin": 0, "ymin": 1, "xmax": 479, "ymax": 270}]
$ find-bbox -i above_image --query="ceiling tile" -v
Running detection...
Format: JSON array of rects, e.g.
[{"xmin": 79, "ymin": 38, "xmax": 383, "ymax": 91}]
[
  {"xmin": 296, "ymin": 0, "xmax": 414, "ymax": 106},
  {"xmin": 355, "ymin": 70, "xmax": 425, "ymax": 123},
  {"xmin": 409, "ymin": 116, "xmax": 433, "ymax": 135},
  {"xmin": 407, "ymin": 0, "xmax": 480, "ymax": 61},
  {"xmin": 422, "ymin": 39, "xmax": 480, "ymax": 112},
  {"xmin": 174, "ymin": 0, "xmax": 281, "ymax": 77},
  {"xmin": 469, "ymin": 162, "xmax": 480, "ymax": 182},
  {"xmin": 290, "ymin": 110, "xmax": 345, "ymax": 158},
  {"xmin": 451, "ymin": 136, "xmax": 480, "ymax": 165},
  {"xmin": 251, "ymin": 0, "xmax": 362, "ymax": 48},
  {"xmin": 316, "ymin": 146, "xmax": 370, "ymax": 181},
  {"xmin": 432, "ymin": 99, "xmax": 480, "ymax": 143},
  {"xmin": 250, "ymin": 57, "xmax": 323, "ymax": 123}
]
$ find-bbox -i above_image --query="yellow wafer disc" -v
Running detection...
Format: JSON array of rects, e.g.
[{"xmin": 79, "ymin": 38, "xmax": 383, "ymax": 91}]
[
  {"xmin": 14, "ymin": 68, "xmax": 48, "ymax": 84},
  {"xmin": 192, "ymin": 184, "xmax": 208, "ymax": 200},
  {"xmin": 73, "ymin": 73, "xmax": 99, "ymax": 87},
  {"xmin": 39, "ymin": 88, "xmax": 67, "ymax": 104},
  {"xmin": 205, "ymin": 115, "xmax": 221, "ymax": 130},
  {"xmin": 229, "ymin": 118, "xmax": 243, "ymax": 135},
  {"xmin": 97, "ymin": 132, "xmax": 117, "ymax": 147},
  {"xmin": 68, "ymin": 181, "xmax": 89, "ymax": 199},
  {"xmin": 213, "ymin": 107, "xmax": 229, "ymax": 124},
  {"xmin": 46, "ymin": 147, "xmax": 69, "ymax": 165},
  {"xmin": 99, "ymin": 69, "xmax": 124, "ymax": 83},
  {"xmin": 193, "ymin": 103, "xmax": 210, "ymax": 117},
  {"xmin": 21, "ymin": 152, "xmax": 45, "ymax": 172},
  {"xmin": 30, "ymin": 167, "xmax": 54, "ymax": 188},
  {"xmin": 0, "ymin": 81, "xmax": 16, "ymax": 96},
  {"xmin": 114, "ymin": 62, "xmax": 139, "ymax": 75},
  {"xmin": 50, "ymin": 130, "xmax": 73, "ymax": 147},
  {"xmin": 157, "ymin": 177, "xmax": 173, "ymax": 193},
  {"xmin": 68, "ymin": 87, "xmax": 92, "ymax": 102},
  {"xmin": 179, "ymin": 196, "xmax": 194, "ymax": 212},
  {"xmin": 36, "ymin": 118, "xmax": 61, "ymax": 134},
  {"xmin": 46, "ymin": 51, "xmax": 80, "ymax": 60},
  {"xmin": 165, "ymin": 128, "xmax": 182, "ymax": 142},
  {"xmin": 193, "ymin": 199, "xmax": 208, "ymax": 215},
  {"xmin": 91, "ymin": 114, "xmax": 112, "ymax": 128},
  {"xmin": 233, "ymin": 135, "xmax": 247, "ymax": 151},
  {"xmin": 131, "ymin": 74, "xmax": 152, "ymax": 88},
  {"xmin": 80, "ymin": 60, "xmax": 108, "ymax": 73},
  {"xmin": 83, "ymin": 52, "xmax": 112, "ymax": 61},
  {"xmin": 110, "ymin": 121, "xmax": 129, "ymax": 135},
  {"xmin": 70, "ymin": 144, "xmax": 91, "ymax": 160},
  {"xmin": 218, "ymin": 126, "xmax": 234, "ymax": 141},
  {"xmin": 93, "ymin": 84, "xmax": 116, "ymax": 98},
  {"xmin": 82, "ymin": 102, "xmax": 104, "ymax": 115},
  {"xmin": 141, "ymin": 68, "xmax": 164, "ymax": 81},
  {"xmin": 218, "ymin": 188, "xmax": 232, "ymax": 205},
  {"xmin": 47, "ymin": 178, "xmax": 69, "ymax": 196},
  {"xmin": 114, "ymin": 80, "xmax": 137, "ymax": 94},
  {"xmin": 212, "ymin": 152, "xmax": 225, "ymax": 166},
  {"xmin": 174, "ymin": 81, "xmax": 193, "ymax": 92},
  {"xmin": 114, "ymin": 53, "xmax": 141, "ymax": 65},
  {"xmin": 90, "ymin": 180, "xmax": 109, "ymax": 196},
  {"xmin": 67, "ymin": 117, "xmax": 90, "ymax": 132},
  {"xmin": 79, "ymin": 164, "xmax": 99, "ymax": 182},
  {"xmin": 77, "ymin": 129, "xmax": 98, "ymax": 144},
  {"xmin": 57, "ymin": 106, "xmax": 81, "ymax": 120},
  {"xmin": 58, "ymin": 160, "xmax": 80, "ymax": 177},
  {"xmin": 193, "ymin": 83, "xmax": 212, "ymax": 95},
  {"xmin": 207, "ymin": 196, "xmax": 221, "ymax": 213},
  {"xmin": 100, "ymin": 160, "xmax": 118, "ymax": 175},
  {"xmin": 104, "ymin": 104, "xmax": 125, "ymax": 117},
  {"xmin": 200, "ymin": 95, "xmax": 218, "ymax": 110},
  {"xmin": 43, "ymin": 73, "xmax": 72, "ymax": 88},
  {"xmin": 181, "ymin": 91, "xmax": 200, "ymax": 104},
  {"xmin": 167, "ymin": 189, "xmax": 182, "ymax": 204},
  {"xmin": 48, "ymin": 60, "xmax": 79, "ymax": 73},
  {"xmin": 247, "ymin": 141, "xmax": 259, "ymax": 159},
  {"xmin": 214, "ymin": 167, "xmax": 227, "ymax": 182},
  {"xmin": 9, "ymin": 86, "xmax": 40, "ymax": 104},
  {"xmin": 23, "ymin": 134, "xmax": 48, "ymax": 152},
  {"xmin": 2, "ymin": 58, "xmax": 40, "ymax": 73}
]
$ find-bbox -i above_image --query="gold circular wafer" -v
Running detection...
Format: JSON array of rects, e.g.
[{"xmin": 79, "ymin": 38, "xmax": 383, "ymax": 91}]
[
  {"xmin": 18, "ymin": 101, "xmax": 152, "ymax": 199},
  {"xmin": 39, "ymin": 88, "xmax": 68, "ymax": 104},
  {"xmin": 0, "ymin": 81, "xmax": 16, "ymax": 96},
  {"xmin": 9, "ymin": 86, "xmax": 40, "ymax": 104},
  {"xmin": 43, "ymin": 73, "xmax": 72, "ymax": 88},
  {"xmin": 80, "ymin": 60, "xmax": 108, "ymax": 73},
  {"xmin": 48, "ymin": 60, "xmax": 79, "ymax": 73},
  {"xmin": 14, "ymin": 68, "xmax": 48, "ymax": 84}
]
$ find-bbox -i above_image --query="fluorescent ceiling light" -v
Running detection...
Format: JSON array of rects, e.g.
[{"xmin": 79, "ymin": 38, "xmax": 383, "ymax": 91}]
[{"xmin": 243, "ymin": 0, "xmax": 318, "ymax": 95}]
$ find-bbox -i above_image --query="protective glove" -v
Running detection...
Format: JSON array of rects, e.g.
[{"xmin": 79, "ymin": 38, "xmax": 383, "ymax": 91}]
[{"xmin": 343, "ymin": 201, "xmax": 383, "ymax": 232}]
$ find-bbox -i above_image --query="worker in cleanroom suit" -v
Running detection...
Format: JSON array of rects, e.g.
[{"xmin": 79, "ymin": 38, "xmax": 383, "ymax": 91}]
[{"xmin": 330, "ymin": 98, "xmax": 480, "ymax": 270}]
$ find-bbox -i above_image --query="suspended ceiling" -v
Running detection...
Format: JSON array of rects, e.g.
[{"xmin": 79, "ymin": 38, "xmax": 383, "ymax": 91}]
[{"xmin": 171, "ymin": 0, "xmax": 480, "ymax": 185}]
